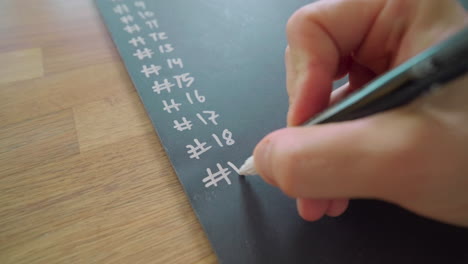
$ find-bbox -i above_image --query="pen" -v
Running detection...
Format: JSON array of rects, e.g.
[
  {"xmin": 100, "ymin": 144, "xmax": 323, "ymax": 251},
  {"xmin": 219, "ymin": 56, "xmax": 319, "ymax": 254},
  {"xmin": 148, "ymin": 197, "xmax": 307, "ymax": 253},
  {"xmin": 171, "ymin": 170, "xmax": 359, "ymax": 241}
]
[{"xmin": 239, "ymin": 26, "xmax": 468, "ymax": 176}]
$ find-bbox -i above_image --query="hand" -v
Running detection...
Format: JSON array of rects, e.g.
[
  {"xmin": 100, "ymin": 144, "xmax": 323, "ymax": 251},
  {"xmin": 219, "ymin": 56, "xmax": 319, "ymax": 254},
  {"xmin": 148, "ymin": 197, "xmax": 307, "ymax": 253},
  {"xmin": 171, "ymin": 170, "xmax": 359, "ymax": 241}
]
[{"xmin": 253, "ymin": 0, "xmax": 468, "ymax": 227}]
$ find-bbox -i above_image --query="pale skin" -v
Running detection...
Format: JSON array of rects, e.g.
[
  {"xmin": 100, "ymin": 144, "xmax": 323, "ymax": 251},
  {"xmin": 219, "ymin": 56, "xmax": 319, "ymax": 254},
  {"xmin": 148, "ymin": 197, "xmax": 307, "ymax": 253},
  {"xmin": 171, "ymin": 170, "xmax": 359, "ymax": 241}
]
[{"xmin": 253, "ymin": 0, "xmax": 468, "ymax": 227}]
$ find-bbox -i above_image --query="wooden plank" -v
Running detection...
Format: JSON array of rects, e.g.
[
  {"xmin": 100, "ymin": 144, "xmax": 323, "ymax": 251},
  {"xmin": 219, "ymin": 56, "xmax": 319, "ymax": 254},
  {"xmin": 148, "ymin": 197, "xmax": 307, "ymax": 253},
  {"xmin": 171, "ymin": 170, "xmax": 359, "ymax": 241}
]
[
  {"xmin": 0, "ymin": 133, "xmax": 211, "ymax": 264},
  {"xmin": 73, "ymin": 91, "xmax": 153, "ymax": 152},
  {"xmin": 0, "ymin": 48, "xmax": 43, "ymax": 84},
  {"xmin": 0, "ymin": 62, "xmax": 134, "ymax": 127},
  {"xmin": 0, "ymin": 109, "xmax": 79, "ymax": 177},
  {"xmin": 0, "ymin": 1, "xmax": 118, "ymax": 74},
  {"xmin": 0, "ymin": 1, "xmax": 213, "ymax": 263},
  {"xmin": 43, "ymin": 36, "xmax": 119, "ymax": 75},
  {"xmin": 194, "ymin": 254, "xmax": 218, "ymax": 264}
]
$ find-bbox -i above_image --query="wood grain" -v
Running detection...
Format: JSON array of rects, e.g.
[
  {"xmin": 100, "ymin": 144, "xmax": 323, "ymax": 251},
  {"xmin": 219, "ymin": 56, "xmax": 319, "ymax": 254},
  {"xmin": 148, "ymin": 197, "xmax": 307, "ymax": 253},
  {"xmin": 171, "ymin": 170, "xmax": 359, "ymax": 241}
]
[
  {"xmin": 0, "ymin": 62, "xmax": 134, "ymax": 127},
  {"xmin": 0, "ymin": 0, "xmax": 216, "ymax": 263},
  {"xmin": 73, "ymin": 91, "xmax": 153, "ymax": 152},
  {"xmin": 0, "ymin": 109, "xmax": 79, "ymax": 177},
  {"xmin": 0, "ymin": 48, "xmax": 44, "ymax": 84},
  {"xmin": 0, "ymin": 134, "xmax": 211, "ymax": 263}
]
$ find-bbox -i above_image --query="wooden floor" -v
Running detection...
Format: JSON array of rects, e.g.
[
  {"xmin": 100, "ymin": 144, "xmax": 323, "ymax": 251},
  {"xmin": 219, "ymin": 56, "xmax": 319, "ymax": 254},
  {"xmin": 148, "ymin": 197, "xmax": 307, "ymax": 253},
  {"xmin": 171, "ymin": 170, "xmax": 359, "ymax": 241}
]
[{"xmin": 0, "ymin": 1, "xmax": 215, "ymax": 263}]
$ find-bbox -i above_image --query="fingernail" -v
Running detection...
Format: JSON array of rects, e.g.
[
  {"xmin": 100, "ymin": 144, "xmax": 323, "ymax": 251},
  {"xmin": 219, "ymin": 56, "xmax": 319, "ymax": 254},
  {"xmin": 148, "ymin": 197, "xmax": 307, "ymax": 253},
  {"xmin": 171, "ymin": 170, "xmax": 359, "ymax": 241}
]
[{"xmin": 254, "ymin": 138, "xmax": 276, "ymax": 185}]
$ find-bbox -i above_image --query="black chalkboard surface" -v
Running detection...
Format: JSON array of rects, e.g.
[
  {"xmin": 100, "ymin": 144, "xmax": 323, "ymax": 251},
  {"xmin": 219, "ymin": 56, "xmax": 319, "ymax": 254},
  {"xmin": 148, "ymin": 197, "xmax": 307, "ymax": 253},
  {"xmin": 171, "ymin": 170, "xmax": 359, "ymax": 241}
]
[{"xmin": 95, "ymin": 1, "xmax": 468, "ymax": 263}]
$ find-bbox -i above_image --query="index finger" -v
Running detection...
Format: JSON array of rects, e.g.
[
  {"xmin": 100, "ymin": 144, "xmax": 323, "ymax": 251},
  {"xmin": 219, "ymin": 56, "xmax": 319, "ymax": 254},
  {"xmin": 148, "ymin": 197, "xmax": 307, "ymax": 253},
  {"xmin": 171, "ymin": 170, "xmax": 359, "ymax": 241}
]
[{"xmin": 286, "ymin": 0, "xmax": 385, "ymax": 125}]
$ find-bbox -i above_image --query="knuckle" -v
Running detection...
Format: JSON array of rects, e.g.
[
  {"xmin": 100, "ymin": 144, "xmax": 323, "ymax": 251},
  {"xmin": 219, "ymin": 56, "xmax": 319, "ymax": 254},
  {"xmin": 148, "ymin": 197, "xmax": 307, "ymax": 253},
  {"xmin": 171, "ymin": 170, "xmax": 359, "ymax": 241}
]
[
  {"xmin": 286, "ymin": 4, "xmax": 314, "ymax": 37},
  {"xmin": 370, "ymin": 114, "xmax": 434, "ymax": 200},
  {"xmin": 389, "ymin": 117, "xmax": 431, "ymax": 167}
]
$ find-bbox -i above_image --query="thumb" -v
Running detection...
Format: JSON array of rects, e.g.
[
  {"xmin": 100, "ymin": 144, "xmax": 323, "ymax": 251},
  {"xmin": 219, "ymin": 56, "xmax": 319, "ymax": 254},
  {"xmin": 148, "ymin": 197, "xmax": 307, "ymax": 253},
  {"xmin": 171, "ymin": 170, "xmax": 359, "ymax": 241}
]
[{"xmin": 253, "ymin": 108, "xmax": 430, "ymax": 201}]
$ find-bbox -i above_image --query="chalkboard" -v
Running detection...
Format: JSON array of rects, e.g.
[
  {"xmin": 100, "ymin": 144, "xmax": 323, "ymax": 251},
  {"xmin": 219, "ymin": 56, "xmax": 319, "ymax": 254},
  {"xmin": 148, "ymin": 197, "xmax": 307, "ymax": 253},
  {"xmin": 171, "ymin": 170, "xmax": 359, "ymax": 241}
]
[{"xmin": 95, "ymin": 1, "xmax": 468, "ymax": 263}]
